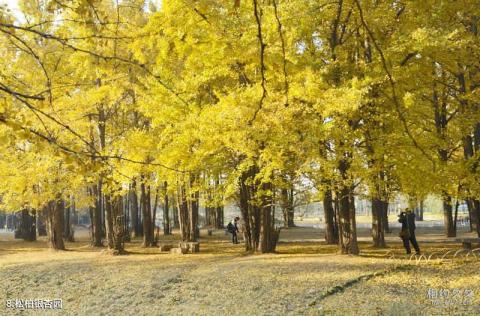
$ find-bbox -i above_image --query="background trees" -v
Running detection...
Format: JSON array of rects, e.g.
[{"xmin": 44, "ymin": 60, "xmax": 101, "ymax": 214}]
[{"xmin": 1, "ymin": 0, "xmax": 479, "ymax": 253}]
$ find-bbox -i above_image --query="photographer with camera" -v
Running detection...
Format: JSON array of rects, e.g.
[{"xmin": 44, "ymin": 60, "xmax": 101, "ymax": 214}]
[{"xmin": 398, "ymin": 208, "xmax": 421, "ymax": 255}]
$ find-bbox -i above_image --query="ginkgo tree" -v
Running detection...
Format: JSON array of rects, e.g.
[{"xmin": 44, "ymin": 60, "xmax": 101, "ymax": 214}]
[{"xmin": 1, "ymin": 0, "xmax": 479, "ymax": 255}]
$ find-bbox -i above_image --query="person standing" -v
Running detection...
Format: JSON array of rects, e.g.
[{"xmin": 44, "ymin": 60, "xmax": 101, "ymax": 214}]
[
  {"xmin": 227, "ymin": 217, "xmax": 240, "ymax": 244},
  {"xmin": 398, "ymin": 208, "xmax": 421, "ymax": 255}
]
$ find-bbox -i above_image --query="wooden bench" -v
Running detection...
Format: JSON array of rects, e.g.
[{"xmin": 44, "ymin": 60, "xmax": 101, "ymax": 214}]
[{"xmin": 455, "ymin": 238, "xmax": 480, "ymax": 250}]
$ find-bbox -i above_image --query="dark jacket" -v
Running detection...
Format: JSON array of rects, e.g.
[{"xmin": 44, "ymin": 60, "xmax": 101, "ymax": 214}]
[
  {"xmin": 227, "ymin": 222, "xmax": 238, "ymax": 233},
  {"xmin": 398, "ymin": 212, "xmax": 416, "ymax": 235}
]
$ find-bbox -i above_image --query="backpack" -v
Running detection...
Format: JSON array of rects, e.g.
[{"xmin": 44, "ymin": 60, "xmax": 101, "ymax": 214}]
[{"xmin": 226, "ymin": 222, "xmax": 234, "ymax": 232}]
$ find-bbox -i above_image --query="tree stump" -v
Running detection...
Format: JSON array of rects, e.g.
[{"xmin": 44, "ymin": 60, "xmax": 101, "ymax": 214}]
[
  {"xmin": 159, "ymin": 244, "xmax": 174, "ymax": 252},
  {"xmin": 178, "ymin": 242, "xmax": 190, "ymax": 252},
  {"xmin": 177, "ymin": 242, "xmax": 200, "ymax": 253},
  {"xmin": 188, "ymin": 242, "xmax": 200, "ymax": 253},
  {"xmin": 170, "ymin": 247, "xmax": 187, "ymax": 254}
]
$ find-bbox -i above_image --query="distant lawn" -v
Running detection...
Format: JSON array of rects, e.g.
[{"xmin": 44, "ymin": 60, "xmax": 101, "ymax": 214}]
[{"xmin": 296, "ymin": 212, "xmax": 465, "ymax": 225}]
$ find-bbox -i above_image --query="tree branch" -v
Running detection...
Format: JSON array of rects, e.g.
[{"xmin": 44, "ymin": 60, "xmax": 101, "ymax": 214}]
[
  {"xmin": 272, "ymin": 0, "xmax": 289, "ymax": 107},
  {"xmin": 0, "ymin": 82, "xmax": 45, "ymax": 100},
  {"xmin": 354, "ymin": 0, "xmax": 435, "ymax": 164},
  {"xmin": 249, "ymin": 0, "xmax": 267, "ymax": 124},
  {"xmin": 0, "ymin": 22, "xmax": 188, "ymax": 106}
]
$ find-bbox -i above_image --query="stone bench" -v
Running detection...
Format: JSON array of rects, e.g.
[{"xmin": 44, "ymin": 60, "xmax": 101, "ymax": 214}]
[{"xmin": 455, "ymin": 238, "xmax": 480, "ymax": 250}]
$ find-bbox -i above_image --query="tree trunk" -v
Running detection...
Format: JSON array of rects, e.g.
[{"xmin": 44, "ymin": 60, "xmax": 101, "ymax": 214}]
[
  {"xmin": 205, "ymin": 182, "xmax": 222, "ymax": 229},
  {"xmin": 46, "ymin": 200, "xmax": 65, "ymax": 250},
  {"xmin": 323, "ymin": 188, "xmax": 338, "ymax": 244},
  {"xmin": 0, "ymin": 213, "xmax": 5, "ymax": 230},
  {"xmin": 207, "ymin": 205, "xmax": 224, "ymax": 229},
  {"xmin": 462, "ymin": 124, "xmax": 480, "ymax": 236},
  {"xmin": 104, "ymin": 195, "xmax": 115, "ymax": 249},
  {"xmin": 416, "ymin": 200, "xmax": 424, "ymax": 221},
  {"xmin": 123, "ymin": 194, "xmax": 131, "ymax": 242},
  {"xmin": 474, "ymin": 200, "xmax": 480, "ymax": 237},
  {"xmin": 177, "ymin": 184, "xmax": 191, "ymax": 241},
  {"xmin": 454, "ymin": 199, "xmax": 459, "ymax": 232},
  {"xmin": 214, "ymin": 178, "xmax": 224, "ymax": 229},
  {"xmin": 130, "ymin": 180, "xmax": 142, "ymax": 238},
  {"xmin": 151, "ymin": 187, "xmax": 159, "ymax": 245},
  {"xmin": 466, "ymin": 199, "xmax": 480, "ymax": 237},
  {"xmin": 238, "ymin": 166, "xmax": 278, "ymax": 253},
  {"xmin": 239, "ymin": 172, "xmax": 253, "ymax": 250},
  {"xmin": 349, "ymin": 187, "xmax": 359, "ymax": 253},
  {"xmin": 205, "ymin": 206, "xmax": 212, "ymax": 227},
  {"xmin": 240, "ymin": 166, "xmax": 260, "ymax": 251},
  {"xmin": 382, "ymin": 201, "xmax": 390, "ymax": 233},
  {"xmin": 215, "ymin": 206, "xmax": 224, "ymax": 229},
  {"xmin": 442, "ymin": 193, "xmax": 456, "ymax": 237},
  {"xmin": 434, "ymin": 74, "xmax": 456, "ymax": 238},
  {"xmin": 111, "ymin": 194, "xmax": 125, "ymax": 252},
  {"xmin": 163, "ymin": 181, "xmax": 171, "ymax": 235},
  {"xmin": 103, "ymin": 194, "xmax": 125, "ymax": 252},
  {"xmin": 64, "ymin": 198, "xmax": 74, "ymax": 242},
  {"xmin": 188, "ymin": 195, "xmax": 199, "ymax": 241},
  {"xmin": 36, "ymin": 208, "xmax": 47, "ymax": 236},
  {"xmin": 141, "ymin": 182, "xmax": 154, "ymax": 247},
  {"xmin": 337, "ymin": 156, "xmax": 359, "ymax": 254},
  {"xmin": 88, "ymin": 201, "xmax": 95, "ymax": 243},
  {"xmin": 466, "ymin": 199, "xmax": 475, "ymax": 232},
  {"xmin": 371, "ymin": 197, "xmax": 386, "ymax": 247},
  {"xmin": 334, "ymin": 191, "xmax": 340, "ymax": 236},
  {"xmin": 173, "ymin": 203, "xmax": 180, "ymax": 229},
  {"xmin": 64, "ymin": 203, "xmax": 71, "ymax": 241},
  {"xmin": 6, "ymin": 213, "xmax": 15, "ymax": 230},
  {"xmin": 18, "ymin": 209, "xmax": 36, "ymax": 241},
  {"xmin": 258, "ymin": 182, "xmax": 279, "ymax": 253},
  {"xmin": 474, "ymin": 122, "xmax": 480, "ymax": 152},
  {"xmin": 281, "ymin": 188, "xmax": 295, "ymax": 228},
  {"xmin": 258, "ymin": 190, "xmax": 273, "ymax": 252},
  {"xmin": 89, "ymin": 185, "xmax": 103, "ymax": 247},
  {"xmin": 188, "ymin": 187, "xmax": 199, "ymax": 241}
]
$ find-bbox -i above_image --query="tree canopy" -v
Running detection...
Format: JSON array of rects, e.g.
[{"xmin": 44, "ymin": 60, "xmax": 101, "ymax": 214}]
[{"xmin": 1, "ymin": 0, "xmax": 479, "ymax": 253}]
